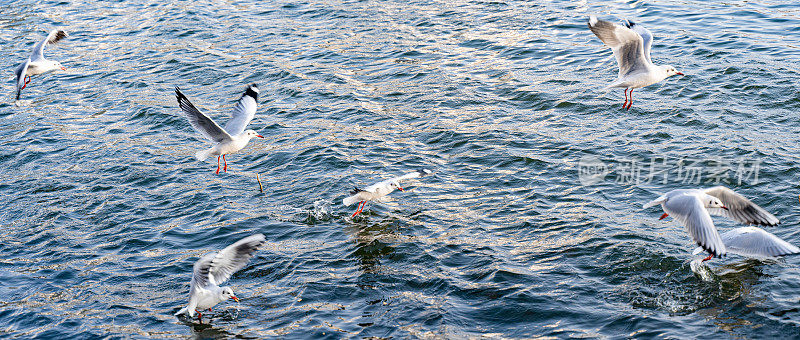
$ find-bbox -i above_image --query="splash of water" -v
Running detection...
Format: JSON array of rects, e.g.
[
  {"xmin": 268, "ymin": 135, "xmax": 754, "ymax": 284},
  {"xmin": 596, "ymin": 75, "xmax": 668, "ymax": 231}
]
[{"xmin": 690, "ymin": 259, "xmax": 715, "ymax": 282}]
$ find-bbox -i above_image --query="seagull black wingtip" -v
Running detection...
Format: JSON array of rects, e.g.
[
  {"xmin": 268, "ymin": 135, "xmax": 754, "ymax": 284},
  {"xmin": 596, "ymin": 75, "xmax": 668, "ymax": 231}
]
[{"xmin": 243, "ymin": 85, "xmax": 259, "ymax": 102}]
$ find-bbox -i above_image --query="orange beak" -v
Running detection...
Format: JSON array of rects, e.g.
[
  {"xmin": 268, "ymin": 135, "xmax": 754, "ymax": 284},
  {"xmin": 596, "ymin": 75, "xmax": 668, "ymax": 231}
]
[
  {"xmin": 676, "ymin": 72, "xmax": 684, "ymax": 76},
  {"xmin": 659, "ymin": 213, "xmax": 669, "ymax": 220},
  {"xmin": 397, "ymin": 186, "xmax": 404, "ymax": 192},
  {"xmin": 61, "ymin": 66, "xmax": 66, "ymax": 71},
  {"xmin": 721, "ymin": 205, "xmax": 729, "ymax": 210},
  {"xmin": 256, "ymin": 135, "xmax": 264, "ymax": 138},
  {"xmin": 232, "ymin": 296, "xmax": 239, "ymax": 302}
]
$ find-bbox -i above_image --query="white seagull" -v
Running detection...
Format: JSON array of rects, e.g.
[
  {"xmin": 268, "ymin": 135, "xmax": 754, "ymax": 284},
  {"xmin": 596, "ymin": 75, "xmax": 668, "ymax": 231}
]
[
  {"xmin": 588, "ymin": 16, "xmax": 683, "ymax": 110},
  {"xmin": 175, "ymin": 234, "xmax": 266, "ymax": 322},
  {"xmin": 14, "ymin": 30, "xmax": 68, "ymax": 100},
  {"xmin": 643, "ymin": 186, "xmax": 779, "ymax": 261},
  {"xmin": 175, "ymin": 84, "xmax": 264, "ymax": 174},
  {"xmin": 692, "ymin": 227, "xmax": 799, "ymax": 260},
  {"xmin": 343, "ymin": 169, "xmax": 433, "ymax": 218}
]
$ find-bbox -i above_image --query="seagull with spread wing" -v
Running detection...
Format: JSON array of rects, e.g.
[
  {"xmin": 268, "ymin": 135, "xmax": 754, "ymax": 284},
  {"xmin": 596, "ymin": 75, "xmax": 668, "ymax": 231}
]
[
  {"xmin": 175, "ymin": 84, "xmax": 264, "ymax": 174},
  {"xmin": 175, "ymin": 234, "xmax": 266, "ymax": 322},
  {"xmin": 588, "ymin": 16, "xmax": 683, "ymax": 109},
  {"xmin": 14, "ymin": 30, "xmax": 68, "ymax": 100},
  {"xmin": 644, "ymin": 186, "xmax": 780, "ymax": 262},
  {"xmin": 343, "ymin": 169, "xmax": 433, "ymax": 218}
]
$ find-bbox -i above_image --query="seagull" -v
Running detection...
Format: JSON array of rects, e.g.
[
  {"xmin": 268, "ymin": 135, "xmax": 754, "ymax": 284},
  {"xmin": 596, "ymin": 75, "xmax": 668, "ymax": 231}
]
[
  {"xmin": 343, "ymin": 169, "xmax": 432, "ymax": 218},
  {"xmin": 175, "ymin": 84, "xmax": 264, "ymax": 174},
  {"xmin": 692, "ymin": 227, "xmax": 799, "ymax": 260},
  {"xmin": 587, "ymin": 16, "xmax": 683, "ymax": 110},
  {"xmin": 14, "ymin": 30, "xmax": 68, "ymax": 100},
  {"xmin": 643, "ymin": 186, "xmax": 779, "ymax": 261},
  {"xmin": 175, "ymin": 234, "xmax": 266, "ymax": 322}
]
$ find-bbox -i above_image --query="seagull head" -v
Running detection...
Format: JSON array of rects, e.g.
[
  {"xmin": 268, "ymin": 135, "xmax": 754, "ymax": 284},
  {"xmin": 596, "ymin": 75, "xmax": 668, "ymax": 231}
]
[
  {"xmin": 219, "ymin": 287, "xmax": 239, "ymax": 302},
  {"xmin": 244, "ymin": 130, "xmax": 264, "ymax": 139},
  {"xmin": 46, "ymin": 60, "xmax": 66, "ymax": 72},
  {"xmin": 704, "ymin": 196, "xmax": 728, "ymax": 210},
  {"xmin": 662, "ymin": 65, "xmax": 684, "ymax": 77},
  {"xmin": 391, "ymin": 181, "xmax": 404, "ymax": 192}
]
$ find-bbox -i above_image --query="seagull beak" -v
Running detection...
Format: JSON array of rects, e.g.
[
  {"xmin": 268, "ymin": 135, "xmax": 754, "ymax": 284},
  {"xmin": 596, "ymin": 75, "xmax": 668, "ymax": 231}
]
[
  {"xmin": 659, "ymin": 213, "xmax": 669, "ymax": 220},
  {"xmin": 256, "ymin": 135, "xmax": 264, "ymax": 138},
  {"xmin": 232, "ymin": 296, "xmax": 239, "ymax": 302},
  {"xmin": 721, "ymin": 205, "xmax": 729, "ymax": 211},
  {"xmin": 397, "ymin": 186, "xmax": 404, "ymax": 192},
  {"xmin": 61, "ymin": 66, "xmax": 66, "ymax": 71},
  {"xmin": 676, "ymin": 72, "xmax": 684, "ymax": 76}
]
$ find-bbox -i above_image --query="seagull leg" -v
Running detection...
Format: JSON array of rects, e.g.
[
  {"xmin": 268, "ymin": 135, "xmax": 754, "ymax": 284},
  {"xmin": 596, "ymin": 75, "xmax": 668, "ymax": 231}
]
[
  {"xmin": 622, "ymin": 88, "xmax": 628, "ymax": 109},
  {"xmin": 196, "ymin": 310, "xmax": 202, "ymax": 322},
  {"xmin": 216, "ymin": 156, "xmax": 221, "ymax": 174},
  {"xmin": 659, "ymin": 213, "xmax": 669, "ymax": 220},
  {"xmin": 702, "ymin": 254, "xmax": 714, "ymax": 262},
  {"xmin": 20, "ymin": 76, "xmax": 31, "ymax": 91},
  {"xmin": 351, "ymin": 201, "xmax": 365, "ymax": 218},
  {"xmin": 223, "ymin": 155, "xmax": 227, "ymax": 173},
  {"xmin": 626, "ymin": 89, "xmax": 634, "ymax": 110}
]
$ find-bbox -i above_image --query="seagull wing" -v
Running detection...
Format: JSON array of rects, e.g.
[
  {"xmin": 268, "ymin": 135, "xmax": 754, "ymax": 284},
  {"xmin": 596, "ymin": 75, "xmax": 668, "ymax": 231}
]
[
  {"xmin": 175, "ymin": 87, "xmax": 232, "ymax": 143},
  {"xmin": 624, "ymin": 20, "xmax": 653, "ymax": 64},
  {"xmin": 14, "ymin": 60, "xmax": 30, "ymax": 100},
  {"xmin": 223, "ymin": 84, "xmax": 259, "ymax": 136},
  {"xmin": 393, "ymin": 169, "xmax": 433, "ymax": 182},
  {"xmin": 664, "ymin": 193, "xmax": 726, "ymax": 257},
  {"xmin": 190, "ymin": 234, "xmax": 266, "ymax": 289},
  {"xmin": 30, "ymin": 30, "xmax": 67, "ymax": 62},
  {"xmin": 588, "ymin": 16, "xmax": 651, "ymax": 78},
  {"xmin": 715, "ymin": 227, "xmax": 800, "ymax": 257},
  {"xmin": 703, "ymin": 186, "xmax": 779, "ymax": 226}
]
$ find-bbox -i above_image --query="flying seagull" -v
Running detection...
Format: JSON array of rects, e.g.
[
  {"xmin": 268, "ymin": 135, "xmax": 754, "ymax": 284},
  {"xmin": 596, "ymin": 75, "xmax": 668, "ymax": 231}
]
[
  {"xmin": 175, "ymin": 84, "xmax": 264, "ymax": 174},
  {"xmin": 588, "ymin": 16, "xmax": 683, "ymax": 109},
  {"xmin": 175, "ymin": 234, "xmax": 266, "ymax": 322},
  {"xmin": 14, "ymin": 30, "xmax": 68, "ymax": 100}
]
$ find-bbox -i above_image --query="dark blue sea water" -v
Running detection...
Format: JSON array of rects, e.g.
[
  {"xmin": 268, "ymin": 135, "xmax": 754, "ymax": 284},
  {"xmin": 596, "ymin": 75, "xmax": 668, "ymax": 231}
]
[{"xmin": 2, "ymin": 0, "xmax": 800, "ymax": 338}]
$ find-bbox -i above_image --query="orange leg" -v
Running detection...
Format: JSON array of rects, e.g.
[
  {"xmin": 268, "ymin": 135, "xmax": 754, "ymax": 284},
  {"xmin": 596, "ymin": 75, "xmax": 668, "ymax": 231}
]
[
  {"xmin": 622, "ymin": 88, "xmax": 628, "ymax": 109},
  {"xmin": 223, "ymin": 155, "xmax": 227, "ymax": 173},
  {"xmin": 196, "ymin": 310, "xmax": 202, "ymax": 322},
  {"xmin": 216, "ymin": 156, "xmax": 221, "ymax": 174},
  {"xmin": 659, "ymin": 213, "xmax": 669, "ymax": 220},
  {"xmin": 626, "ymin": 89, "xmax": 634, "ymax": 110},
  {"xmin": 351, "ymin": 201, "xmax": 366, "ymax": 218},
  {"xmin": 702, "ymin": 254, "xmax": 714, "ymax": 262},
  {"xmin": 20, "ymin": 76, "xmax": 31, "ymax": 90}
]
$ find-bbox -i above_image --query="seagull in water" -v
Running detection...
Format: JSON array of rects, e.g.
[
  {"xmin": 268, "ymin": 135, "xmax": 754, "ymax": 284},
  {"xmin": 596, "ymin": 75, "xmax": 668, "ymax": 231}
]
[
  {"xmin": 175, "ymin": 84, "xmax": 264, "ymax": 174},
  {"xmin": 14, "ymin": 30, "xmax": 68, "ymax": 100},
  {"xmin": 343, "ymin": 169, "xmax": 433, "ymax": 218},
  {"xmin": 587, "ymin": 16, "xmax": 683, "ymax": 110},
  {"xmin": 175, "ymin": 234, "xmax": 266, "ymax": 322},
  {"xmin": 643, "ymin": 186, "xmax": 779, "ymax": 261}
]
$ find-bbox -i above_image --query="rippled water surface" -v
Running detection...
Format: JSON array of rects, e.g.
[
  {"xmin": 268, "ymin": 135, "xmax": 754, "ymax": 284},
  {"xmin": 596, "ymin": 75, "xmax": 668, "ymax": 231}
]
[{"xmin": 2, "ymin": 0, "xmax": 800, "ymax": 338}]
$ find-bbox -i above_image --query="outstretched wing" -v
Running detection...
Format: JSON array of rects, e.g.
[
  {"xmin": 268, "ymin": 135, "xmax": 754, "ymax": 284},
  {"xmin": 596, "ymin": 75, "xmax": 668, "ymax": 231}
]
[
  {"xmin": 624, "ymin": 20, "xmax": 653, "ymax": 64},
  {"xmin": 703, "ymin": 186, "xmax": 779, "ymax": 226},
  {"xmin": 175, "ymin": 87, "xmax": 232, "ymax": 143},
  {"xmin": 30, "ymin": 30, "xmax": 67, "ymax": 62},
  {"xmin": 664, "ymin": 193, "xmax": 726, "ymax": 257},
  {"xmin": 394, "ymin": 169, "xmax": 433, "ymax": 182},
  {"xmin": 223, "ymin": 84, "xmax": 259, "ymax": 136},
  {"xmin": 14, "ymin": 60, "xmax": 30, "ymax": 100},
  {"xmin": 694, "ymin": 227, "xmax": 800, "ymax": 257},
  {"xmin": 588, "ymin": 16, "xmax": 651, "ymax": 78},
  {"xmin": 190, "ymin": 234, "xmax": 266, "ymax": 289}
]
